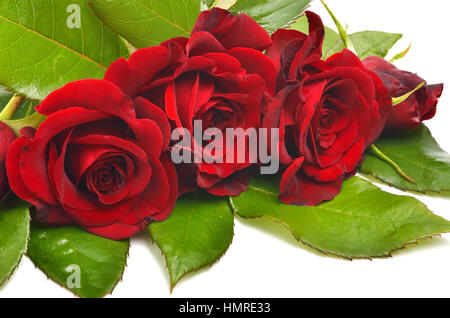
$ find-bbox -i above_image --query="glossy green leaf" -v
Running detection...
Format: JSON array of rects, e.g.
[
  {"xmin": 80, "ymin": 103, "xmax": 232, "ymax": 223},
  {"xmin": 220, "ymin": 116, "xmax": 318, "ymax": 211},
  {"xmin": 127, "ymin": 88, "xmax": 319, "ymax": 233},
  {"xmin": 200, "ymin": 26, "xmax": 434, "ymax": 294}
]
[
  {"xmin": 327, "ymin": 31, "xmax": 402, "ymax": 59},
  {"xmin": 351, "ymin": 31, "xmax": 403, "ymax": 59},
  {"xmin": 0, "ymin": 0, "xmax": 128, "ymax": 100},
  {"xmin": 0, "ymin": 197, "xmax": 30, "ymax": 286},
  {"xmin": 28, "ymin": 225, "xmax": 129, "ymax": 298},
  {"xmin": 360, "ymin": 125, "xmax": 450, "ymax": 194},
  {"xmin": 90, "ymin": 0, "xmax": 201, "ymax": 48},
  {"xmin": 230, "ymin": 0, "xmax": 312, "ymax": 32},
  {"xmin": 149, "ymin": 192, "xmax": 234, "ymax": 289},
  {"xmin": 230, "ymin": 176, "xmax": 450, "ymax": 259}
]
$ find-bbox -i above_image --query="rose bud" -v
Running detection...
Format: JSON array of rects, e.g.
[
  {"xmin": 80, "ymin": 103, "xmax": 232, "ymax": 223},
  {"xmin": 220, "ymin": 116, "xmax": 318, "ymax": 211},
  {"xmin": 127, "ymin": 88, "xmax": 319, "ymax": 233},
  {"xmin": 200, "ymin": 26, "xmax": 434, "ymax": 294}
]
[
  {"xmin": 265, "ymin": 49, "xmax": 392, "ymax": 206},
  {"xmin": 0, "ymin": 122, "xmax": 15, "ymax": 199},
  {"xmin": 104, "ymin": 9, "xmax": 276, "ymax": 196},
  {"xmin": 363, "ymin": 56, "xmax": 444, "ymax": 130},
  {"xmin": 6, "ymin": 80, "xmax": 177, "ymax": 240}
]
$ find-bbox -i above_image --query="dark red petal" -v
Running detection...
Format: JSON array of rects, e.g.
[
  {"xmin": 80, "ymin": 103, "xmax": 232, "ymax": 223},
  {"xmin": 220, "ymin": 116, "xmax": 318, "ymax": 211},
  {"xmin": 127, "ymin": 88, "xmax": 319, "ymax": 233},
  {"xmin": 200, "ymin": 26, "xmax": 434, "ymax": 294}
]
[
  {"xmin": 280, "ymin": 157, "xmax": 343, "ymax": 206},
  {"xmin": 192, "ymin": 8, "xmax": 271, "ymax": 51},
  {"xmin": 202, "ymin": 52, "xmax": 243, "ymax": 74},
  {"xmin": 0, "ymin": 122, "xmax": 16, "ymax": 197},
  {"xmin": 266, "ymin": 29, "xmax": 307, "ymax": 74},
  {"xmin": 36, "ymin": 80, "xmax": 135, "ymax": 119},
  {"xmin": 87, "ymin": 221, "xmax": 148, "ymax": 240},
  {"xmin": 134, "ymin": 97, "xmax": 171, "ymax": 150},
  {"xmin": 326, "ymin": 49, "xmax": 364, "ymax": 69},
  {"xmin": 310, "ymin": 67, "xmax": 375, "ymax": 104},
  {"xmin": 123, "ymin": 154, "xmax": 171, "ymax": 224},
  {"xmin": 187, "ymin": 31, "xmax": 226, "ymax": 56},
  {"xmin": 305, "ymin": 11, "xmax": 325, "ymax": 54},
  {"xmin": 279, "ymin": 157, "xmax": 305, "ymax": 203},
  {"xmin": 175, "ymin": 162, "xmax": 198, "ymax": 195},
  {"xmin": 147, "ymin": 153, "xmax": 178, "ymax": 222},
  {"xmin": 104, "ymin": 46, "xmax": 175, "ymax": 97},
  {"xmin": 34, "ymin": 203, "xmax": 75, "ymax": 225},
  {"xmin": 6, "ymin": 137, "xmax": 39, "ymax": 205},
  {"xmin": 205, "ymin": 167, "xmax": 254, "ymax": 197},
  {"xmin": 229, "ymin": 47, "xmax": 277, "ymax": 95},
  {"xmin": 322, "ymin": 115, "xmax": 358, "ymax": 156},
  {"xmin": 336, "ymin": 137, "xmax": 365, "ymax": 173},
  {"xmin": 127, "ymin": 117, "xmax": 164, "ymax": 158},
  {"xmin": 262, "ymin": 86, "xmax": 297, "ymax": 165},
  {"xmin": 421, "ymin": 83, "xmax": 444, "ymax": 121},
  {"xmin": 303, "ymin": 164, "xmax": 344, "ymax": 182}
]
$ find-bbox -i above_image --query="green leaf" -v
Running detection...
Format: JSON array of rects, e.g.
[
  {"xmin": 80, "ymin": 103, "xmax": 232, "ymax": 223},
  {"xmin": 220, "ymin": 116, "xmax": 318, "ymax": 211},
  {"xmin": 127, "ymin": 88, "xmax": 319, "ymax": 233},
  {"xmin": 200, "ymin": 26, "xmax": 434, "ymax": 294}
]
[
  {"xmin": 149, "ymin": 191, "xmax": 234, "ymax": 289},
  {"xmin": 360, "ymin": 125, "xmax": 450, "ymax": 194},
  {"xmin": 230, "ymin": 0, "xmax": 312, "ymax": 33},
  {"xmin": 28, "ymin": 224, "xmax": 129, "ymax": 298},
  {"xmin": 0, "ymin": 197, "xmax": 30, "ymax": 286},
  {"xmin": 230, "ymin": 175, "xmax": 450, "ymax": 259},
  {"xmin": 0, "ymin": 0, "xmax": 128, "ymax": 100},
  {"xmin": 90, "ymin": 0, "xmax": 201, "ymax": 49},
  {"xmin": 350, "ymin": 31, "xmax": 403, "ymax": 59},
  {"xmin": 327, "ymin": 31, "xmax": 402, "ymax": 59}
]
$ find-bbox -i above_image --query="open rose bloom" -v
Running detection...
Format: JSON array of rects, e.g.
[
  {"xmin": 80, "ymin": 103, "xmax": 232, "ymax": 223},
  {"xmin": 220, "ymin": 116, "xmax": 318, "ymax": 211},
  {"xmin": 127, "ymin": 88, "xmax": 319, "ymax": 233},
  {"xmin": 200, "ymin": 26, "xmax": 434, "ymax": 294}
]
[
  {"xmin": 264, "ymin": 13, "xmax": 392, "ymax": 206},
  {"xmin": 6, "ymin": 80, "xmax": 177, "ymax": 240}
]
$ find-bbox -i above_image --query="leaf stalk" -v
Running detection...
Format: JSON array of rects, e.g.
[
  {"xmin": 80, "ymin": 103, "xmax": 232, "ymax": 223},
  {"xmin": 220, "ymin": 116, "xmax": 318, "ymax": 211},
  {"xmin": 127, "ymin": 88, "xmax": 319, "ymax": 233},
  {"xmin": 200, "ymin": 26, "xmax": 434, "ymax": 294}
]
[
  {"xmin": 369, "ymin": 144, "xmax": 415, "ymax": 184},
  {"xmin": 320, "ymin": 0, "xmax": 356, "ymax": 54},
  {"xmin": 0, "ymin": 94, "xmax": 25, "ymax": 121}
]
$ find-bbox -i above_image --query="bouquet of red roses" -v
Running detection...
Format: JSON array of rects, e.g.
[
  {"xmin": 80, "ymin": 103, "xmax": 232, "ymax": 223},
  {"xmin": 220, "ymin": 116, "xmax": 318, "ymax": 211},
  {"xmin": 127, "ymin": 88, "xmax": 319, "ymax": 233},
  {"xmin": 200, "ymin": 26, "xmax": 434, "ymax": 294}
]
[{"xmin": 0, "ymin": 0, "xmax": 447, "ymax": 297}]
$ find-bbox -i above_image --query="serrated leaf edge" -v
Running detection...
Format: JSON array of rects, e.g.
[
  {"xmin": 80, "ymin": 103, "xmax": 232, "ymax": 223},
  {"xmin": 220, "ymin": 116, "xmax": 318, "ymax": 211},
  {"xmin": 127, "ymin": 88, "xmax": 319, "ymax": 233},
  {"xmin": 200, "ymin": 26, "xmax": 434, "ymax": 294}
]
[
  {"xmin": 0, "ymin": 206, "xmax": 30, "ymax": 287},
  {"xmin": 358, "ymin": 170, "xmax": 450, "ymax": 196},
  {"xmin": 229, "ymin": 191, "xmax": 450, "ymax": 260},
  {"xmin": 148, "ymin": 212, "xmax": 235, "ymax": 292},
  {"xmin": 26, "ymin": 226, "xmax": 130, "ymax": 298}
]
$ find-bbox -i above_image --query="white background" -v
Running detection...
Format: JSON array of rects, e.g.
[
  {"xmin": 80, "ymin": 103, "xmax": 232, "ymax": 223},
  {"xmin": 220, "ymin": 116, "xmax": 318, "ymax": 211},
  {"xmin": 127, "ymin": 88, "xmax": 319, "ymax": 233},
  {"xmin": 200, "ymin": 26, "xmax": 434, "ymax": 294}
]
[{"xmin": 1, "ymin": 0, "xmax": 450, "ymax": 298}]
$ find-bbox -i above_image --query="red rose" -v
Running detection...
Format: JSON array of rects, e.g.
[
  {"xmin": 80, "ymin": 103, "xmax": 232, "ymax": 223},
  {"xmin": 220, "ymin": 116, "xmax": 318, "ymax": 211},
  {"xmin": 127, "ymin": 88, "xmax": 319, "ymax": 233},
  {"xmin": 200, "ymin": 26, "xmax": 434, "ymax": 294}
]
[
  {"xmin": 363, "ymin": 56, "xmax": 444, "ymax": 130},
  {"xmin": 104, "ymin": 9, "xmax": 276, "ymax": 196},
  {"xmin": 265, "ymin": 48, "xmax": 391, "ymax": 206},
  {"xmin": 6, "ymin": 80, "xmax": 177, "ymax": 240},
  {"xmin": 0, "ymin": 122, "xmax": 15, "ymax": 199}
]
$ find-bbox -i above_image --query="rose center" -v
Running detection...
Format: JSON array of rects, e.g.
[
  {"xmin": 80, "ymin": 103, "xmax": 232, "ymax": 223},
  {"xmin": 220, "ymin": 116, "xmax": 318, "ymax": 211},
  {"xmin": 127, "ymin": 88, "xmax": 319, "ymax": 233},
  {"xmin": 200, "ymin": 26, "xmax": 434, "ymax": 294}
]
[{"xmin": 85, "ymin": 157, "xmax": 127, "ymax": 195}]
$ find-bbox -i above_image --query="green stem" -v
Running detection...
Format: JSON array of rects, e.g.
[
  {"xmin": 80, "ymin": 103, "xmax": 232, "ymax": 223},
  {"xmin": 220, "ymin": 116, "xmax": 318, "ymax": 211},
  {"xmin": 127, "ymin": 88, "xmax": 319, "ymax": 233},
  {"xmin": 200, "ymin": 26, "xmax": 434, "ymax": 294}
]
[
  {"xmin": 369, "ymin": 144, "xmax": 415, "ymax": 184},
  {"xmin": 392, "ymin": 82, "xmax": 425, "ymax": 106},
  {"xmin": 2, "ymin": 112, "xmax": 46, "ymax": 136},
  {"xmin": 0, "ymin": 94, "xmax": 24, "ymax": 121},
  {"xmin": 320, "ymin": 0, "xmax": 356, "ymax": 53}
]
